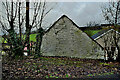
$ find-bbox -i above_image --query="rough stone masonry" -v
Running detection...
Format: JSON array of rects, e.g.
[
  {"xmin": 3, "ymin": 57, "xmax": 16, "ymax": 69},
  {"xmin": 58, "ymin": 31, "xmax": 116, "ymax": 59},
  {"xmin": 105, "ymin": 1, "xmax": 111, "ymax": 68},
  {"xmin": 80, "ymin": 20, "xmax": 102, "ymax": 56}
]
[{"xmin": 41, "ymin": 15, "xmax": 104, "ymax": 59}]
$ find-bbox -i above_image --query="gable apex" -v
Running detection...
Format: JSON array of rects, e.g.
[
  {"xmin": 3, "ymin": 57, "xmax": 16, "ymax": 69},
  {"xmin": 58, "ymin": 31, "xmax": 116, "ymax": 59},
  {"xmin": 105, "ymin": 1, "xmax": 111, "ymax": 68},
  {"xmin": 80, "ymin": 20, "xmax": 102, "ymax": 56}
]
[
  {"xmin": 56, "ymin": 14, "xmax": 73, "ymax": 21},
  {"xmin": 45, "ymin": 15, "xmax": 81, "ymax": 33},
  {"xmin": 58, "ymin": 15, "xmax": 68, "ymax": 19},
  {"xmin": 58, "ymin": 15, "xmax": 80, "ymax": 28}
]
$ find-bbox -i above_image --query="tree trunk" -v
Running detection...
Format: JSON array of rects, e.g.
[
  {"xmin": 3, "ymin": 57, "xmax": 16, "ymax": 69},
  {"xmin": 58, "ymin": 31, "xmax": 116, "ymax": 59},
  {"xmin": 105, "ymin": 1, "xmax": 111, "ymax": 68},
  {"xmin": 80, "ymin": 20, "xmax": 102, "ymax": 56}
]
[
  {"xmin": 116, "ymin": 48, "xmax": 120, "ymax": 62},
  {"xmin": 35, "ymin": 28, "xmax": 44, "ymax": 56},
  {"xmin": 104, "ymin": 49, "xmax": 108, "ymax": 61},
  {"xmin": 107, "ymin": 51, "xmax": 114, "ymax": 62},
  {"xmin": 19, "ymin": 2, "xmax": 22, "ymax": 41},
  {"xmin": 26, "ymin": 1, "xmax": 30, "ymax": 56},
  {"xmin": 35, "ymin": 34, "xmax": 42, "ymax": 56}
]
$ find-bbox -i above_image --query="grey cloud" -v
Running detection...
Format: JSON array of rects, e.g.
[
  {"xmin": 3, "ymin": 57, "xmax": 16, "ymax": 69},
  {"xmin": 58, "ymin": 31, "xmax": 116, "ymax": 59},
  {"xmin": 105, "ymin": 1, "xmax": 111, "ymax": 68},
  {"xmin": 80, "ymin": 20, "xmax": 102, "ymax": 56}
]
[
  {"xmin": 0, "ymin": 2, "xmax": 108, "ymax": 35},
  {"xmin": 44, "ymin": 2, "xmax": 107, "ymax": 27}
]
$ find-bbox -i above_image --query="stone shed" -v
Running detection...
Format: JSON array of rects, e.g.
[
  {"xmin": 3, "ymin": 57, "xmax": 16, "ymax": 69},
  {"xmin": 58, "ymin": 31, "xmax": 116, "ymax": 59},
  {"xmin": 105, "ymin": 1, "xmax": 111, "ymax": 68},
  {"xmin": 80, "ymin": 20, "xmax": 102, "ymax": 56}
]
[
  {"xmin": 92, "ymin": 29, "xmax": 120, "ymax": 48},
  {"xmin": 91, "ymin": 29, "xmax": 120, "ymax": 60},
  {"xmin": 41, "ymin": 15, "xmax": 104, "ymax": 59}
]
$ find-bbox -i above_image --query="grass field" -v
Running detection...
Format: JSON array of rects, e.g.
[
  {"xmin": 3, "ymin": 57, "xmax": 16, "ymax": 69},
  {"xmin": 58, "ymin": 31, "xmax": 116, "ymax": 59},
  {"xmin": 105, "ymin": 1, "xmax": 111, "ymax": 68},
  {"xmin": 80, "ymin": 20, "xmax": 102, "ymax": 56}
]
[
  {"xmin": 84, "ymin": 30, "xmax": 102, "ymax": 36},
  {"xmin": 30, "ymin": 34, "xmax": 37, "ymax": 42},
  {"xmin": 0, "ymin": 34, "xmax": 37, "ymax": 43},
  {"xmin": 22, "ymin": 34, "xmax": 37, "ymax": 42}
]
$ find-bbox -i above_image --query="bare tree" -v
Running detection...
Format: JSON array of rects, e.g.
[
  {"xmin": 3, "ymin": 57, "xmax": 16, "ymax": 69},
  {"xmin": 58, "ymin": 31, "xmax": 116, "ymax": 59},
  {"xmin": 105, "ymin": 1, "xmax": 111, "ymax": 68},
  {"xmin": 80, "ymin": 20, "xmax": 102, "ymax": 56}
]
[
  {"xmin": 103, "ymin": 29, "xmax": 117, "ymax": 61},
  {"xmin": 0, "ymin": 1, "xmax": 26, "ymax": 58},
  {"xmin": 87, "ymin": 21, "xmax": 99, "ymax": 27},
  {"xmin": 28, "ymin": 1, "xmax": 54, "ymax": 56},
  {"xmin": 102, "ymin": 0, "xmax": 120, "ymax": 62},
  {"xmin": 0, "ymin": 0, "xmax": 54, "ymax": 58}
]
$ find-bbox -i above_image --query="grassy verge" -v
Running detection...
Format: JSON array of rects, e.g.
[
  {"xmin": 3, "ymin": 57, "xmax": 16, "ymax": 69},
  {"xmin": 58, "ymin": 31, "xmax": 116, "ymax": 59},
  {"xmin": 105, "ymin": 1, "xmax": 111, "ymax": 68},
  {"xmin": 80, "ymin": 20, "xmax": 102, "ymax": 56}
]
[{"xmin": 84, "ymin": 30, "xmax": 102, "ymax": 36}]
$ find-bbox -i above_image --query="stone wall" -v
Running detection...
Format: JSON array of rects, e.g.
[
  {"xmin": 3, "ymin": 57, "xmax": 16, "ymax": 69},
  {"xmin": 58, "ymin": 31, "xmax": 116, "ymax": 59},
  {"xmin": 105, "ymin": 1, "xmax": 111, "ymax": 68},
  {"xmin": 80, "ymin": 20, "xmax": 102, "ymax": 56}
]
[{"xmin": 41, "ymin": 15, "xmax": 104, "ymax": 59}]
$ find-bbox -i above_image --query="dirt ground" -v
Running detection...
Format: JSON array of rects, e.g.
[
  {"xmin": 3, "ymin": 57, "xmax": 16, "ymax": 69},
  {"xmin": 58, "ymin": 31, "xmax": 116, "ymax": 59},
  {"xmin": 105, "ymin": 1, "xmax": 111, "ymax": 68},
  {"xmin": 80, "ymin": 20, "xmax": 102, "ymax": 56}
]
[{"xmin": 2, "ymin": 56, "xmax": 120, "ymax": 79}]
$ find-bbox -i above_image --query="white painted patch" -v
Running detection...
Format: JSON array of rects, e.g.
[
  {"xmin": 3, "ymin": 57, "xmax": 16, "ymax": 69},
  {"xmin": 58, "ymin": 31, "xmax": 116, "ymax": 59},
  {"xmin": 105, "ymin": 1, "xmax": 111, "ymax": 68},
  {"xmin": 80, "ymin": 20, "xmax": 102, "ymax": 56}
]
[{"xmin": 24, "ymin": 52, "xmax": 28, "ymax": 56}]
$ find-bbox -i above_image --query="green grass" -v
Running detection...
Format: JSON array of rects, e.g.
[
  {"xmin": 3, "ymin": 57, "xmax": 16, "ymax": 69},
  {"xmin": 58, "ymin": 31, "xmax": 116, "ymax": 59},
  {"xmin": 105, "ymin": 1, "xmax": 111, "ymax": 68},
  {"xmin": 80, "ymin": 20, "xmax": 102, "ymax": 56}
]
[
  {"xmin": 22, "ymin": 34, "xmax": 37, "ymax": 42},
  {"xmin": 99, "ymin": 62, "xmax": 110, "ymax": 66},
  {"xmin": 87, "ymin": 72, "xmax": 114, "ymax": 77},
  {"xmin": 0, "ymin": 33, "xmax": 37, "ymax": 43},
  {"xmin": 0, "ymin": 37, "xmax": 7, "ymax": 43},
  {"xmin": 84, "ymin": 30, "xmax": 102, "ymax": 36},
  {"xmin": 99, "ymin": 62, "xmax": 115, "ymax": 67},
  {"xmin": 30, "ymin": 34, "xmax": 37, "ymax": 42}
]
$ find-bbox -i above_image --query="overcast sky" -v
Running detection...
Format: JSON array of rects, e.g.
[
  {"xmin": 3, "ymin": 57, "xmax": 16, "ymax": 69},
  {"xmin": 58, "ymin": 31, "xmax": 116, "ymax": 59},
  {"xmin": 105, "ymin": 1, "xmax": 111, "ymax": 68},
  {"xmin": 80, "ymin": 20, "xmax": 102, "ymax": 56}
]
[
  {"xmin": 42, "ymin": 2, "xmax": 108, "ymax": 30},
  {"xmin": 0, "ymin": 2, "xmax": 108, "ymax": 35}
]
